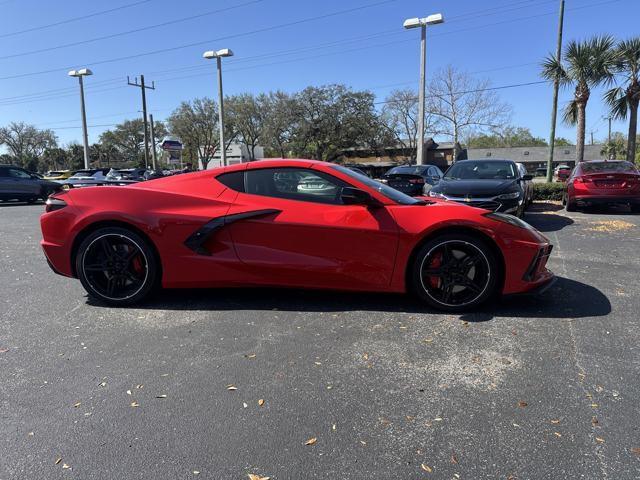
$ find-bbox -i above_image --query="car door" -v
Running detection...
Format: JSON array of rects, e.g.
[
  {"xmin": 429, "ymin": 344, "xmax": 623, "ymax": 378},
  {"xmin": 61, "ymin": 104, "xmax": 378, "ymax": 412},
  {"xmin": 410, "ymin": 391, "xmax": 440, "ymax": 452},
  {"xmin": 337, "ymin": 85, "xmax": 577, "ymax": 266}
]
[
  {"xmin": 225, "ymin": 166, "xmax": 399, "ymax": 290},
  {"xmin": 6, "ymin": 168, "xmax": 39, "ymax": 197}
]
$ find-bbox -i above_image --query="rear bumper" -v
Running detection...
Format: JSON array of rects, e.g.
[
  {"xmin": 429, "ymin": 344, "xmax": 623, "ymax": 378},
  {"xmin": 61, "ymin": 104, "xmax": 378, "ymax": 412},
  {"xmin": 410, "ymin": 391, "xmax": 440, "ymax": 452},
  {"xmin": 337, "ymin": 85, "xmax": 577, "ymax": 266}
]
[{"xmin": 574, "ymin": 195, "xmax": 640, "ymax": 206}]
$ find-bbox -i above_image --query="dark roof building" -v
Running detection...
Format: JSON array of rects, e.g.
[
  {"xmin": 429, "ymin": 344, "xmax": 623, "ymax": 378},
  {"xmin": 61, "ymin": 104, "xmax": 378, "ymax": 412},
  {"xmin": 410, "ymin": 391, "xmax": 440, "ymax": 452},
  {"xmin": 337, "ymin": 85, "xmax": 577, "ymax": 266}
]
[{"xmin": 466, "ymin": 145, "xmax": 605, "ymax": 172}]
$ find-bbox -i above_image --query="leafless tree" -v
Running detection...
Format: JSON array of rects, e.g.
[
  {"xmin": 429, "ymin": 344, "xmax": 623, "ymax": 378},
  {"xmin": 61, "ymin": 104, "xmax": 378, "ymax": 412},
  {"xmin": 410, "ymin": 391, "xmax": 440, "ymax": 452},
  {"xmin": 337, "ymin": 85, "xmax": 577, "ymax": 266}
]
[
  {"xmin": 381, "ymin": 88, "xmax": 441, "ymax": 161},
  {"xmin": 427, "ymin": 66, "xmax": 512, "ymax": 157}
]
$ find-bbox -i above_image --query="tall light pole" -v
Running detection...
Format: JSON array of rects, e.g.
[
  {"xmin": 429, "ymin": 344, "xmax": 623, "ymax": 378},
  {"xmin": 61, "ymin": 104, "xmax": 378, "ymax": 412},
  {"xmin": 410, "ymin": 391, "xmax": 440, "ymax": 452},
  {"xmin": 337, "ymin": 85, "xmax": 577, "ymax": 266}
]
[
  {"xmin": 546, "ymin": 0, "xmax": 565, "ymax": 182},
  {"xmin": 403, "ymin": 13, "xmax": 444, "ymax": 165},
  {"xmin": 203, "ymin": 48, "xmax": 234, "ymax": 168},
  {"xmin": 68, "ymin": 68, "xmax": 93, "ymax": 170}
]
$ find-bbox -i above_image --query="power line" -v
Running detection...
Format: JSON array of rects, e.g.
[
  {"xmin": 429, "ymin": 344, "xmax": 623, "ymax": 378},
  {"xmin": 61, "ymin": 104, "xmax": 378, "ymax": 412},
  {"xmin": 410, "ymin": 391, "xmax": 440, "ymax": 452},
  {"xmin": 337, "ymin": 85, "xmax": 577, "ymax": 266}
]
[
  {"xmin": 0, "ymin": 0, "xmax": 155, "ymax": 39},
  {"xmin": 0, "ymin": 0, "xmax": 265, "ymax": 61},
  {"xmin": 0, "ymin": 0, "xmax": 398, "ymax": 81},
  {"xmin": 373, "ymin": 80, "xmax": 547, "ymax": 105}
]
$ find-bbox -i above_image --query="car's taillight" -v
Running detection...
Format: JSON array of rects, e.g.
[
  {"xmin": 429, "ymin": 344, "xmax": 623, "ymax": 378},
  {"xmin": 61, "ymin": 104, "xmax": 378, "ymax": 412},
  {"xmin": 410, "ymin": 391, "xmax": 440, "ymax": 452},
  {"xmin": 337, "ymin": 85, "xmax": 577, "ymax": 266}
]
[
  {"xmin": 574, "ymin": 176, "xmax": 587, "ymax": 183},
  {"xmin": 409, "ymin": 178, "xmax": 425, "ymax": 184},
  {"xmin": 45, "ymin": 197, "xmax": 67, "ymax": 212}
]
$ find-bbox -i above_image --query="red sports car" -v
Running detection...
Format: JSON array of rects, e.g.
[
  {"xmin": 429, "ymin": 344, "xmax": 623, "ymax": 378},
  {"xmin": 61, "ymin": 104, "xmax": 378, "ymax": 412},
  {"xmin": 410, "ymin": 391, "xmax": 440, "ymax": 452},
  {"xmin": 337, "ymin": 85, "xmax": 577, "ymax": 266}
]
[
  {"xmin": 40, "ymin": 159, "xmax": 555, "ymax": 312},
  {"xmin": 564, "ymin": 160, "xmax": 640, "ymax": 212}
]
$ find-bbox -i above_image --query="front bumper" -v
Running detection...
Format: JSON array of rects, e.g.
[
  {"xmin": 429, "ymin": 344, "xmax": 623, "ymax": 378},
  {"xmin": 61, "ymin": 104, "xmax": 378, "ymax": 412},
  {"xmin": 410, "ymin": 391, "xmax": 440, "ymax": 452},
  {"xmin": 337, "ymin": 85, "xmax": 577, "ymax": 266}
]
[{"xmin": 431, "ymin": 193, "xmax": 523, "ymax": 213}]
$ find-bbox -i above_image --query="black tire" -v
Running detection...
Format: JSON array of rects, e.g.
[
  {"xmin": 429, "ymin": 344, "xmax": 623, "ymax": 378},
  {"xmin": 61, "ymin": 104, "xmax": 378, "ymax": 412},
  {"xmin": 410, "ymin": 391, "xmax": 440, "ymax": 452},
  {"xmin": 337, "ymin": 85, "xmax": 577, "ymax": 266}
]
[
  {"xmin": 75, "ymin": 227, "xmax": 158, "ymax": 306},
  {"xmin": 410, "ymin": 233, "xmax": 499, "ymax": 312},
  {"xmin": 565, "ymin": 197, "xmax": 576, "ymax": 212},
  {"xmin": 26, "ymin": 197, "xmax": 38, "ymax": 204},
  {"xmin": 631, "ymin": 204, "xmax": 640, "ymax": 214}
]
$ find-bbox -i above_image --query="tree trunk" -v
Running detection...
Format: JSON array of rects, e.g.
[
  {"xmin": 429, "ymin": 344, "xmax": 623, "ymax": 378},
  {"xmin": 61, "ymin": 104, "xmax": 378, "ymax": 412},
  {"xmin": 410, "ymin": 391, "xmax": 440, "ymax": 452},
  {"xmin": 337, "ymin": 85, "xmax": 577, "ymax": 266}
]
[
  {"xmin": 576, "ymin": 101, "xmax": 587, "ymax": 162},
  {"xmin": 627, "ymin": 100, "xmax": 638, "ymax": 163}
]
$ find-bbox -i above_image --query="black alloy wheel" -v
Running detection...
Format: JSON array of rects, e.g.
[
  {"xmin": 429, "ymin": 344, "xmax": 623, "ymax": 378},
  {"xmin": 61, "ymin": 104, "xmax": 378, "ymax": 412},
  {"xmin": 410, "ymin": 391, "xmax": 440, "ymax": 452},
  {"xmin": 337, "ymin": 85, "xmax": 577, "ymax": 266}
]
[
  {"xmin": 76, "ymin": 227, "xmax": 158, "ymax": 305},
  {"xmin": 411, "ymin": 234, "xmax": 498, "ymax": 312}
]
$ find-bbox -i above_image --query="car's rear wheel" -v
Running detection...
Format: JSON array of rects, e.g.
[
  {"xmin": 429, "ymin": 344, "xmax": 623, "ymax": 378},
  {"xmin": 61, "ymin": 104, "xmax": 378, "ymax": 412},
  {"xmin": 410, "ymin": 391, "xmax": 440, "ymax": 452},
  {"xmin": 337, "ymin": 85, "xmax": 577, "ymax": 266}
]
[
  {"xmin": 75, "ymin": 227, "xmax": 158, "ymax": 306},
  {"xmin": 411, "ymin": 234, "xmax": 499, "ymax": 312},
  {"xmin": 565, "ymin": 193, "xmax": 576, "ymax": 212}
]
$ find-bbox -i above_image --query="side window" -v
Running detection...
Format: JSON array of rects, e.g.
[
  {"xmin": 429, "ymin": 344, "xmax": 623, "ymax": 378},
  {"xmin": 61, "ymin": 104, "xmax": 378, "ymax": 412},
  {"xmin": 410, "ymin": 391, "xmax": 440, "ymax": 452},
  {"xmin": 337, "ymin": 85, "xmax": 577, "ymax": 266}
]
[
  {"xmin": 217, "ymin": 171, "xmax": 245, "ymax": 192},
  {"xmin": 245, "ymin": 168, "xmax": 349, "ymax": 204},
  {"xmin": 8, "ymin": 168, "xmax": 32, "ymax": 179}
]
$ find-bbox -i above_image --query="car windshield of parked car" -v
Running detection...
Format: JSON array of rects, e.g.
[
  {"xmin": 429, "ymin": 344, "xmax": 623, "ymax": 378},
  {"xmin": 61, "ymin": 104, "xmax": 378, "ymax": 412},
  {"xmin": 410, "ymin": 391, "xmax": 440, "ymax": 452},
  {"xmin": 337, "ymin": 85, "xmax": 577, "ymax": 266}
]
[
  {"xmin": 71, "ymin": 170, "xmax": 96, "ymax": 178},
  {"xmin": 581, "ymin": 161, "xmax": 637, "ymax": 173},
  {"xmin": 330, "ymin": 165, "xmax": 425, "ymax": 205},
  {"xmin": 444, "ymin": 161, "xmax": 517, "ymax": 180},
  {"xmin": 386, "ymin": 166, "xmax": 426, "ymax": 176},
  {"xmin": 7, "ymin": 168, "xmax": 32, "ymax": 179}
]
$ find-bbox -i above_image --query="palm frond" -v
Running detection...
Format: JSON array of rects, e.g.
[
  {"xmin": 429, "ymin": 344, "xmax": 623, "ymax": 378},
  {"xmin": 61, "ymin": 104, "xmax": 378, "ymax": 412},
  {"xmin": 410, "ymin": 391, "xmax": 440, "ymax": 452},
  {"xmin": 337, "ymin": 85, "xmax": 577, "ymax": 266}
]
[
  {"xmin": 603, "ymin": 86, "xmax": 629, "ymax": 120},
  {"xmin": 540, "ymin": 54, "xmax": 569, "ymax": 86},
  {"xmin": 562, "ymin": 100, "xmax": 579, "ymax": 126}
]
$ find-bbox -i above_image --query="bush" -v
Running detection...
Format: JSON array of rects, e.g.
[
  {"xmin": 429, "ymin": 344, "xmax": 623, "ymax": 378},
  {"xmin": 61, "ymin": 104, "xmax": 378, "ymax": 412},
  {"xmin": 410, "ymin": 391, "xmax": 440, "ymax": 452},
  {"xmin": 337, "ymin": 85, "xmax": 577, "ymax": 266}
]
[{"xmin": 533, "ymin": 182, "xmax": 565, "ymax": 201}]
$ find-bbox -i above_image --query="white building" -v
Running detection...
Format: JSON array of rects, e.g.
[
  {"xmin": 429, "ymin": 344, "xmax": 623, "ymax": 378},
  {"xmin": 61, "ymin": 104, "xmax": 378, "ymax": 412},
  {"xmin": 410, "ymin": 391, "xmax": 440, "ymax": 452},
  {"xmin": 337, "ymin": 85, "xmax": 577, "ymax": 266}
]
[{"xmin": 200, "ymin": 143, "xmax": 265, "ymax": 169}]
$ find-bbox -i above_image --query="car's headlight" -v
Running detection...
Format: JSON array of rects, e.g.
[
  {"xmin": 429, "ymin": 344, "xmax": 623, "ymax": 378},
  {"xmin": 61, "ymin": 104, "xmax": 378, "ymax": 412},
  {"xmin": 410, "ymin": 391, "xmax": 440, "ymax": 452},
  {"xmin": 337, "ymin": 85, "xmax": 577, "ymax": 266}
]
[
  {"xmin": 428, "ymin": 191, "xmax": 445, "ymax": 198},
  {"xmin": 497, "ymin": 191, "xmax": 521, "ymax": 200},
  {"xmin": 484, "ymin": 212, "xmax": 532, "ymax": 229}
]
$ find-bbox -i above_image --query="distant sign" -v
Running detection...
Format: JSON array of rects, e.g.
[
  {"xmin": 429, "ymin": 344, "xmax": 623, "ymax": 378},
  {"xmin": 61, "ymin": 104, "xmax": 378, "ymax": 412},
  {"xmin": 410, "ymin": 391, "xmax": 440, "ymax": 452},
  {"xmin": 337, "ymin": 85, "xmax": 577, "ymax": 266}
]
[{"xmin": 161, "ymin": 136, "xmax": 183, "ymax": 152}]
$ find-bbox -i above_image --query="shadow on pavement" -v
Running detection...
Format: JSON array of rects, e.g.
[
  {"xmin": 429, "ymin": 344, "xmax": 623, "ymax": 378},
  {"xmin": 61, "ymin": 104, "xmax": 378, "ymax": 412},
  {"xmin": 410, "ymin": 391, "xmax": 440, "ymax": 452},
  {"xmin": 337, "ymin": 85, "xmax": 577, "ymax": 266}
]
[
  {"xmin": 96, "ymin": 276, "xmax": 610, "ymax": 320},
  {"xmin": 0, "ymin": 200, "xmax": 44, "ymax": 207},
  {"xmin": 525, "ymin": 212, "xmax": 574, "ymax": 232}
]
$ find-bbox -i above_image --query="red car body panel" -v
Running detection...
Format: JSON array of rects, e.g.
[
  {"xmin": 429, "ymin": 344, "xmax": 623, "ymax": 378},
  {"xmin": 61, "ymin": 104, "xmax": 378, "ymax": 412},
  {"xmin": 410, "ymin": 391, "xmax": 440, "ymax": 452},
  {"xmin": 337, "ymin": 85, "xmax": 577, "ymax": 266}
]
[
  {"xmin": 566, "ymin": 161, "xmax": 640, "ymax": 206},
  {"xmin": 41, "ymin": 159, "xmax": 553, "ymax": 297}
]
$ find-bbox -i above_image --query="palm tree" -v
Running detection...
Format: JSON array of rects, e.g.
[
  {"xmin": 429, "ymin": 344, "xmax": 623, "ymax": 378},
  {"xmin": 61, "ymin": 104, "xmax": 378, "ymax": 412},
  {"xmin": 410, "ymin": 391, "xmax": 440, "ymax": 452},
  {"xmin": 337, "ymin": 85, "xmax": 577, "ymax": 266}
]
[
  {"xmin": 542, "ymin": 36, "xmax": 617, "ymax": 162},
  {"xmin": 604, "ymin": 38, "xmax": 640, "ymax": 163}
]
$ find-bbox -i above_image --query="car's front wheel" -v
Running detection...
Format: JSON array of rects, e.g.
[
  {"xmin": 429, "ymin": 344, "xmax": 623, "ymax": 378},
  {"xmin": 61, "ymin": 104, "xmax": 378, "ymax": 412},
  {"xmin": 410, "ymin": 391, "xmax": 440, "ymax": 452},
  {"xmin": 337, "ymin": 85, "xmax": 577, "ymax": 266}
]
[
  {"xmin": 411, "ymin": 234, "xmax": 499, "ymax": 312},
  {"xmin": 75, "ymin": 227, "xmax": 158, "ymax": 306}
]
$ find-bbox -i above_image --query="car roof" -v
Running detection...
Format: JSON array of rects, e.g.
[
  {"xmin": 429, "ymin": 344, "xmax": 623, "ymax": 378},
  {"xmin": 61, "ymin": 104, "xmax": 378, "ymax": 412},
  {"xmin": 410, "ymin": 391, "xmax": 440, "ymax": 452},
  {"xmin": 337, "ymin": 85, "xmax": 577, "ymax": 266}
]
[
  {"xmin": 462, "ymin": 159, "xmax": 516, "ymax": 163},
  {"xmin": 224, "ymin": 158, "xmax": 325, "ymax": 172}
]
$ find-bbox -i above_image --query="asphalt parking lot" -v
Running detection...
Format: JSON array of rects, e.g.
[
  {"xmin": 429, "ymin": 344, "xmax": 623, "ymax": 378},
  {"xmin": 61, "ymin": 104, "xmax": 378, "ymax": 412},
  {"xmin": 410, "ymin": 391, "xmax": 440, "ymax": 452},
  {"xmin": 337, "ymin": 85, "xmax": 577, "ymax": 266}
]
[{"xmin": 1, "ymin": 202, "xmax": 639, "ymax": 479}]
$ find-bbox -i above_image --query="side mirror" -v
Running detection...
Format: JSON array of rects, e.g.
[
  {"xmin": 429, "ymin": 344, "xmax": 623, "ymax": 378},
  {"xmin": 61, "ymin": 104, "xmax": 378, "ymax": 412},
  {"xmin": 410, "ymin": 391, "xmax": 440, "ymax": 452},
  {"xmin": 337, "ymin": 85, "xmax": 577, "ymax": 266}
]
[
  {"xmin": 340, "ymin": 187, "xmax": 378, "ymax": 206},
  {"xmin": 521, "ymin": 174, "xmax": 533, "ymax": 181}
]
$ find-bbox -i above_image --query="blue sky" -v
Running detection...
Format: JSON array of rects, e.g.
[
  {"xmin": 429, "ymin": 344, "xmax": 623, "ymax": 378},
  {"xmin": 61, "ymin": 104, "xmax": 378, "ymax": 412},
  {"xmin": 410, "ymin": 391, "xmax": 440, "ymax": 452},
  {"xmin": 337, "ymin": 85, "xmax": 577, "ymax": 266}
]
[{"xmin": 0, "ymin": 0, "xmax": 638, "ymax": 147}]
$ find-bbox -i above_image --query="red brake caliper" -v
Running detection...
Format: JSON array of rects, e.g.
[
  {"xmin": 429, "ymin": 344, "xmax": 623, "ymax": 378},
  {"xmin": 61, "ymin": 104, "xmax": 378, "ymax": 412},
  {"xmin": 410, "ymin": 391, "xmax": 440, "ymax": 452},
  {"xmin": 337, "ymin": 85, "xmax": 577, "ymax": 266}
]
[{"xmin": 427, "ymin": 252, "xmax": 442, "ymax": 288}]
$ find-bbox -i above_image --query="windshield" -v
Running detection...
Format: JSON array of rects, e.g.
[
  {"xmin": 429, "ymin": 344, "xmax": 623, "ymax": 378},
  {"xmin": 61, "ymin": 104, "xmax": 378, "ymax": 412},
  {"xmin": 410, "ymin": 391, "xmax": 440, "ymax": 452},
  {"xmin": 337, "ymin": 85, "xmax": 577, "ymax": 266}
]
[
  {"xmin": 331, "ymin": 165, "xmax": 424, "ymax": 205},
  {"xmin": 444, "ymin": 161, "xmax": 517, "ymax": 180},
  {"xmin": 71, "ymin": 170, "xmax": 96, "ymax": 178},
  {"xmin": 387, "ymin": 166, "xmax": 427, "ymax": 176},
  {"xmin": 581, "ymin": 161, "xmax": 636, "ymax": 173}
]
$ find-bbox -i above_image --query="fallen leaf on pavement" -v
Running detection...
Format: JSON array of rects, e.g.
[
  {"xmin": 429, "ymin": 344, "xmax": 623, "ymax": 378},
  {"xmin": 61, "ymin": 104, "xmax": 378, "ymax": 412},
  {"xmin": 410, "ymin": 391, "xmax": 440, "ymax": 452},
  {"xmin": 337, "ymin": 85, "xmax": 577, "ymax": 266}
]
[
  {"xmin": 258, "ymin": 399, "xmax": 265, "ymax": 406},
  {"xmin": 193, "ymin": 471, "xmax": 200, "ymax": 475},
  {"xmin": 55, "ymin": 458, "xmax": 62, "ymax": 465},
  {"xmin": 0, "ymin": 348, "xmax": 8, "ymax": 353},
  {"xmin": 554, "ymin": 432, "xmax": 562, "ymax": 438},
  {"xmin": 156, "ymin": 395, "xmax": 167, "ymax": 399},
  {"xmin": 73, "ymin": 402, "xmax": 81, "ymax": 408},
  {"xmin": 126, "ymin": 390, "xmax": 132, "ymax": 395},
  {"xmin": 245, "ymin": 354, "xmax": 256, "ymax": 359},
  {"xmin": 130, "ymin": 401, "xmax": 139, "ymax": 407},
  {"xmin": 518, "ymin": 401, "xmax": 528, "ymax": 408},
  {"xmin": 550, "ymin": 419, "xmax": 560, "ymax": 424},
  {"xmin": 421, "ymin": 463, "xmax": 432, "ymax": 472},
  {"xmin": 98, "ymin": 382, "xmax": 106, "ymax": 387},
  {"xmin": 243, "ymin": 403, "xmax": 248, "ymax": 408},
  {"xmin": 451, "ymin": 453, "xmax": 458, "ymax": 464},
  {"xmin": 631, "ymin": 448, "xmax": 640, "ymax": 456},
  {"xmin": 305, "ymin": 437, "xmax": 317, "ymax": 446},
  {"xmin": 248, "ymin": 474, "xmax": 270, "ymax": 480},
  {"xmin": 592, "ymin": 417, "xmax": 599, "ymax": 425},
  {"xmin": 62, "ymin": 464, "xmax": 70, "ymax": 469},
  {"xmin": 226, "ymin": 385, "xmax": 238, "ymax": 391},
  {"xmin": 595, "ymin": 437, "xmax": 605, "ymax": 443}
]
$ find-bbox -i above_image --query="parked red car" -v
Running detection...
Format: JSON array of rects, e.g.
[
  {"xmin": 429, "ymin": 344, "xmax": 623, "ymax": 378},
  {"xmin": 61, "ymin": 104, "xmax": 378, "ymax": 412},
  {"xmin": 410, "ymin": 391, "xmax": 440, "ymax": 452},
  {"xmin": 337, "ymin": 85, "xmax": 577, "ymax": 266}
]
[
  {"xmin": 554, "ymin": 165, "xmax": 572, "ymax": 182},
  {"xmin": 564, "ymin": 160, "xmax": 640, "ymax": 212},
  {"xmin": 41, "ymin": 159, "xmax": 555, "ymax": 312}
]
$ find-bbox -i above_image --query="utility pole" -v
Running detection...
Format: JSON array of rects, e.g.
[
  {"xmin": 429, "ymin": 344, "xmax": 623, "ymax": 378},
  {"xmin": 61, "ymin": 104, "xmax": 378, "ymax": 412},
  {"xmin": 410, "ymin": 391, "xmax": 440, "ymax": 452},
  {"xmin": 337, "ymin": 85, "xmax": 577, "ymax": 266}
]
[
  {"xmin": 607, "ymin": 116, "xmax": 612, "ymax": 144},
  {"xmin": 590, "ymin": 131, "xmax": 594, "ymax": 145},
  {"xmin": 149, "ymin": 114, "xmax": 158, "ymax": 170},
  {"xmin": 127, "ymin": 75, "xmax": 155, "ymax": 168},
  {"xmin": 546, "ymin": 0, "xmax": 565, "ymax": 183}
]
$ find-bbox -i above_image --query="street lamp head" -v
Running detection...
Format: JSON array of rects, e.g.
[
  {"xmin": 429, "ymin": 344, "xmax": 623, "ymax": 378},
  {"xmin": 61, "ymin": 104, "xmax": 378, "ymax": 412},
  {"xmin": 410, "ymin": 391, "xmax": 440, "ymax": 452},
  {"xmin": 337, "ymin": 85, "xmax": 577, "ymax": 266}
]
[
  {"xmin": 203, "ymin": 48, "xmax": 234, "ymax": 59},
  {"xmin": 425, "ymin": 13, "xmax": 444, "ymax": 25},
  {"xmin": 403, "ymin": 13, "xmax": 444, "ymax": 29},
  {"xmin": 68, "ymin": 68, "xmax": 93, "ymax": 77}
]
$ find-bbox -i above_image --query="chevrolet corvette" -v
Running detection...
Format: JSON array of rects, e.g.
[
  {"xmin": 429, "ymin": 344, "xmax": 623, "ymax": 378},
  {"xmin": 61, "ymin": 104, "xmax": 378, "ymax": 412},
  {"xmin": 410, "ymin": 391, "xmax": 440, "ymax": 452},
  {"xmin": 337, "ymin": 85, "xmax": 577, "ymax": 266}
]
[{"xmin": 40, "ymin": 159, "xmax": 555, "ymax": 312}]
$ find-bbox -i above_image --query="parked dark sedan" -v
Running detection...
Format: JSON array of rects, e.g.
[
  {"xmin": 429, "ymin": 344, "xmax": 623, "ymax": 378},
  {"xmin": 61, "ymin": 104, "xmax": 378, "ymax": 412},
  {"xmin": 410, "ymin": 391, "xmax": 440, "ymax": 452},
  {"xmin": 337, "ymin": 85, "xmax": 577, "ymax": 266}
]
[
  {"xmin": 0, "ymin": 165, "xmax": 59, "ymax": 203},
  {"xmin": 428, "ymin": 159, "xmax": 532, "ymax": 217},
  {"xmin": 381, "ymin": 165, "xmax": 444, "ymax": 196}
]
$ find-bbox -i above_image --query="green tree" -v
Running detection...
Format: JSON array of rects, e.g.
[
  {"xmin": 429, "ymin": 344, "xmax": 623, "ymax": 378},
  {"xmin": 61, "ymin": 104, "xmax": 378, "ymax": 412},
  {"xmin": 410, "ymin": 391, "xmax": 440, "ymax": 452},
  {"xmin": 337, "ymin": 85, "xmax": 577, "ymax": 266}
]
[
  {"xmin": 603, "ymin": 37, "xmax": 640, "ymax": 163},
  {"xmin": 291, "ymin": 84, "xmax": 382, "ymax": 162},
  {"xmin": 226, "ymin": 93, "xmax": 264, "ymax": 160},
  {"xmin": 600, "ymin": 132, "xmax": 627, "ymax": 159},
  {"xmin": 167, "ymin": 98, "xmax": 220, "ymax": 169},
  {"xmin": 542, "ymin": 36, "xmax": 617, "ymax": 162},
  {"xmin": 0, "ymin": 122, "xmax": 57, "ymax": 168},
  {"xmin": 554, "ymin": 137, "xmax": 573, "ymax": 146},
  {"xmin": 99, "ymin": 119, "xmax": 166, "ymax": 166},
  {"xmin": 261, "ymin": 91, "xmax": 297, "ymax": 158},
  {"xmin": 467, "ymin": 126, "xmax": 547, "ymax": 148}
]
